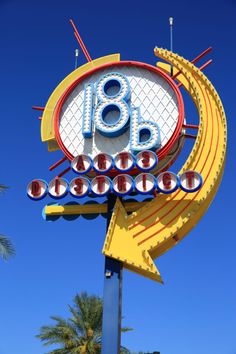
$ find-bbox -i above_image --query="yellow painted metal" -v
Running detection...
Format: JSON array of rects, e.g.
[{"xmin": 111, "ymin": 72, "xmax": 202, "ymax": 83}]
[
  {"xmin": 45, "ymin": 201, "xmax": 148, "ymax": 216},
  {"xmin": 102, "ymin": 48, "xmax": 227, "ymax": 283},
  {"xmin": 157, "ymin": 62, "xmax": 197, "ymax": 105},
  {"xmin": 103, "ymin": 198, "xmax": 163, "ymax": 283},
  {"xmin": 41, "ymin": 54, "xmax": 120, "ymax": 151}
]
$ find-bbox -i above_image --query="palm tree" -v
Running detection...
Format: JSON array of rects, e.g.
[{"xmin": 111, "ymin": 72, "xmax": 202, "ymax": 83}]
[
  {"xmin": 0, "ymin": 235, "xmax": 15, "ymax": 260},
  {"xmin": 37, "ymin": 292, "xmax": 132, "ymax": 354},
  {"xmin": 0, "ymin": 185, "xmax": 15, "ymax": 260}
]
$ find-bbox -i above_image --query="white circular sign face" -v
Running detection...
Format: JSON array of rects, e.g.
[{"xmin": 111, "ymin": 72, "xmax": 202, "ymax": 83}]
[
  {"xmin": 57, "ymin": 63, "xmax": 181, "ymax": 160},
  {"xmin": 114, "ymin": 152, "xmax": 135, "ymax": 172},
  {"xmin": 70, "ymin": 177, "xmax": 90, "ymax": 198},
  {"xmin": 71, "ymin": 154, "xmax": 92, "ymax": 174},
  {"xmin": 135, "ymin": 173, "xmax": 156, "ymax": 194},
  {"xmin": 157, "ymin": 171, "xmax": 179, "ymax": 194},
  {"xmin": 27, "ymin": 179, "xmax": 48, "ymax": 200},
  {"xmin": 48, "ymin": 178, "xmax": 68, "ymax": 199},
  {"xmin": 93, "ymin": 153, "xmax": 113, "ymax": 173},
  {"xmin": 179, "ymin": 171, "xmax": 202, "ymax": 192},
  {"xmin": 90, "ymin": 176, "xmax": 111, "ymax": 196},
  {"xmin": 112, "ymin": 174, "xmax": 134, "ymax": 196},
  {"xmin": 136, "ymin": 150, "xmax": 158, "ymax": 171}
]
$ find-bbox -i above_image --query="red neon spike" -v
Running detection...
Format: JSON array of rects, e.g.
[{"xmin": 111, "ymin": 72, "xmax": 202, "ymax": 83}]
[
  {"xmin": 191, "ymin": 47, "xmax": 212, "ymax": 64},
  {"xmin": 49, "ymin": 156, "xmax": 68, "ymax": 171},
  {"xmin": 177, "ymin": 59, "xmax": 212, "ymax": 88},
  {"xmin": 57, "ymin": 167, "xmax": 71, "ymax": 178},
  {"xmin": 182, "ymin": 124, "xmax": 199, "ymax": 130},
  {"xmin": 198, "ymin": 59, "xmax": 213, "ymax": 71},
  {"xmin": 172, "ymin": 47, "xmax": 212, "ymax": 80},
  {"xmin": 69, "ymin": 19, "xmax": 92, "ymax": 62},
  {"xmin": 32, "ymin": 106, "xmax": 45, "ymax": 111}
]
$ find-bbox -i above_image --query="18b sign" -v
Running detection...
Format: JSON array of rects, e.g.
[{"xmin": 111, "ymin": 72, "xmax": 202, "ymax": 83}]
[{"xmin": 82, "ymin": 72, "xmax": 161, "ymax": 152}]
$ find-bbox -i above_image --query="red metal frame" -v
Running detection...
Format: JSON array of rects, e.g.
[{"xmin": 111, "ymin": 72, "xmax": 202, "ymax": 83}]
[
  {"xmin": 49, "ymin": 156, "xmax": 68, "ymax": 171},
  {"xmin": 172, "ymin": 47, "xmax": 212, "ymax": 80},
  {"xmin": 54, "ymin": 61, "xmax": 185, "ymax": 174},
  {"xmin": 32, "ymin": 106, "xmax": 45, "ymax": 111},
  {"xmin": 198, "ymin": 59, "xmax": 213, "ymax": 72},
  {"xmin": 57, "ymin": 167, "xmax": 71, "ymax": 178},
  {"xmin": 182, "ymin": 123, "xmax": 199, "ymax": 130}
]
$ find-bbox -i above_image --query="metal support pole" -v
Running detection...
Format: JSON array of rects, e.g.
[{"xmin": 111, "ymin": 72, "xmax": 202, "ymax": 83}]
[
  {"xmin": 169, "ymin": 17, "xmax": 173, "ymax": 76},
  {"xmin": 102, "ymin": 195, "xmax": 123, "ymax": 354},
  {"xmin": 75, "ymin": 49, "xmax": 79, "ymax": 69}
]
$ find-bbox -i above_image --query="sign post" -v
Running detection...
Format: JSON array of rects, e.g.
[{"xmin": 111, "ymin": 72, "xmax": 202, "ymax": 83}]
[
  {"xmin": 28, "ymin": 20, "xmax": 227, "ymax": 353},
  {"xmin": 102, "ymin": 255, "xmax": 122, "ymax": 353},
  {"xmin": 102, "ymin": 194, "xmax": 123, "ymax": 354}
]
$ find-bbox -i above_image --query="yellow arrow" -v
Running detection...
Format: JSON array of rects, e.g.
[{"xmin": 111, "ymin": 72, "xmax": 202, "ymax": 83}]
[
  {"xmin": 102, "ymin": 48, "xmax": 227, "ymax": 283},
  {"xmin": 103, "ymin": 198, "xmax": 163, "ymax": 283}
]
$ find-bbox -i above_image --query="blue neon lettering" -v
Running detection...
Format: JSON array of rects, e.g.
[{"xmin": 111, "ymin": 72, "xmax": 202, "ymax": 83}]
[
  {"xmin": 82, "ymin": 72, "xmax": 161, "ymax": 152},
  {"xmin": 130, "ymin": 107, "xmax": 161, "ymax": 152}
]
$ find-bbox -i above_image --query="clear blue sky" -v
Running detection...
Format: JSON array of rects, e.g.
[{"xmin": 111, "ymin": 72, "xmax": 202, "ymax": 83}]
[{"xmin": 0, "ymin": 0, "xmax": 235, "ymax": 353}]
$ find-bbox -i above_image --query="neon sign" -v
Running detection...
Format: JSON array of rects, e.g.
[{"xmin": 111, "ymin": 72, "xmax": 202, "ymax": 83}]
[
  {"xmin": 27, "ymin": 19, "xmax": 227, "ymax": 354},
  {"xmin": 28, "ymin": 45, "xmax": 226, "ymax": 283}
]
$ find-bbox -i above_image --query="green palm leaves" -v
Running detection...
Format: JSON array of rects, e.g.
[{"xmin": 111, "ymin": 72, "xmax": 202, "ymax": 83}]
[
  {"xmin": 0, "ymin": 235, "xmax": 15, "ymax": 260},
  {"xmin": 0, "ymin": 185, "xmax": 15, "ymax": 260},
  {"xmin": 37, "ymin": 292, "xmax": 131, "ymax": 354}
]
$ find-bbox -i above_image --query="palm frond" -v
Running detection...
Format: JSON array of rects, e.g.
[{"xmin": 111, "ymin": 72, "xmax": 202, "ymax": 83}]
[
  {"xmin": 74, "ymin": 292, "xmax": 103, "ymax": 332},
  {"xmin": 69, "ymin": 305, "xmax": 85, "ymax": 335},
  {"xmin": 0, "ymin": 235, "xmax": 15, "ymax": 260},
  {"xmin": 120, "ymin": 347, "xmax": 131, "ymax": 354},
  {"xmin": 37, "ymin": 316, "xmax": 79, "ymax": 347},
  {"xmin": 45, "ymin": 349, "xmax": 71, "ymax": 354},
  {"xmin": 0, "ymin": 184, "xmax": 8, "ymax": 191},
  {"xmin": 37, "ymin": 292, "xmax": 132, "ymax": 354},
  {"xmin": 121, "ymin": 326, "xmax": 133, "ymax": 333}
]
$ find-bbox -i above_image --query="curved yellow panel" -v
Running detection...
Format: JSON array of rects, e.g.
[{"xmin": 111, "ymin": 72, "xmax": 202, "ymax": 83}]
[
  {"xmin": 102, "ymin": 48, "xmax": 227, "ymax": 283},
  {"xmin": 41, "ymin": 54, "xmax": 120, "ymax": 151},
  {"xmin": 157, "ymin": 62, "xmax": 197, "ymax": 105}
]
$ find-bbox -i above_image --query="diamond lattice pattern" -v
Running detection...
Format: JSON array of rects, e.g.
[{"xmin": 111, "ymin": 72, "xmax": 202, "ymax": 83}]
[{"xmin": 59, "ymin": 66, "xmax": 179, "ymax": 158}]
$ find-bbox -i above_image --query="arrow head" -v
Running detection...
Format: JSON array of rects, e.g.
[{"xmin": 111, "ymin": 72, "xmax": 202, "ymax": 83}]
[{"xmin": 102, "ymin": 198, "xmax": 163, "ymax": 284}]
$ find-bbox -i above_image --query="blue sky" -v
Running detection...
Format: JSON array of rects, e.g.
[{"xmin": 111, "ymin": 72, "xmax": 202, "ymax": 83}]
[{"xmin": 0, "ymin": 0, "xmax": 235, "ymax": 353}]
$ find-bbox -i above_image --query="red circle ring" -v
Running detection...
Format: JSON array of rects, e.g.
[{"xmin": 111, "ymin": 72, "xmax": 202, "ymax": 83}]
[{"xmin": 54, "ymin": 60, "xmax": 184, "ymax": 163}]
